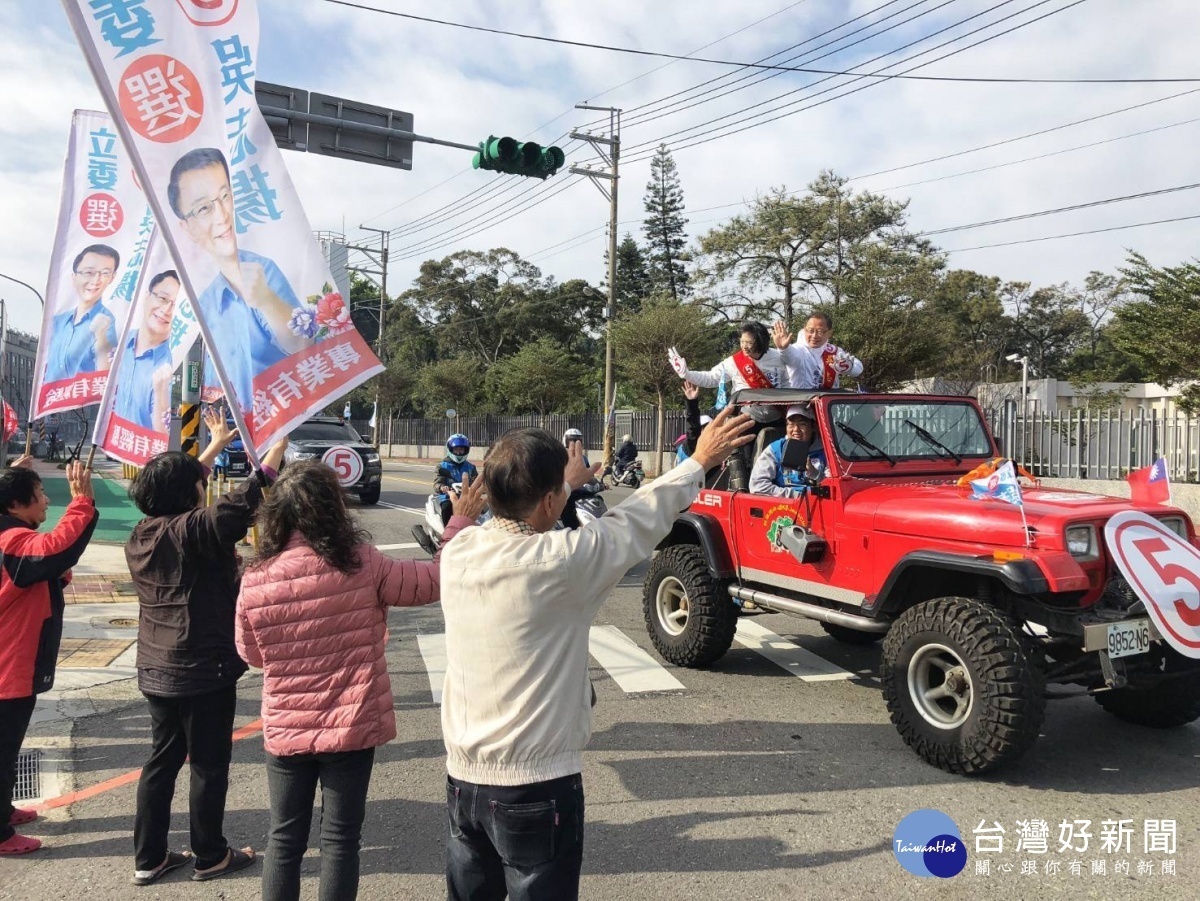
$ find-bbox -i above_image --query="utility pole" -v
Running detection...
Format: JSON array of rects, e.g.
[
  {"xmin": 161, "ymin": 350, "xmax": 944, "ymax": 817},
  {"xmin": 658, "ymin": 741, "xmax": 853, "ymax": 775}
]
[
  {"xmin": 347, "ymin": 229, "xmax": 389, "ymax": 442},
  {"xmin": 570, "ymin": 105, "xmax": 620, "ymax": 467}
]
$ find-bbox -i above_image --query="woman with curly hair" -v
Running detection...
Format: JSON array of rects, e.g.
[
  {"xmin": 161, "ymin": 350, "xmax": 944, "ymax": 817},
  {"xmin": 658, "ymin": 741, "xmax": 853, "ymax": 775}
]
[{"xmin": 236, "ymin": 461, "xmax": 485, "ymax": 901}]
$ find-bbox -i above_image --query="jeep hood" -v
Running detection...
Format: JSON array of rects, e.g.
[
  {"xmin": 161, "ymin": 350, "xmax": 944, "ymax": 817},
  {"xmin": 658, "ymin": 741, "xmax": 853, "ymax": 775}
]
[{"xmin": 849, "ymin": 482, "xmax": 1152, "ymax": 546}]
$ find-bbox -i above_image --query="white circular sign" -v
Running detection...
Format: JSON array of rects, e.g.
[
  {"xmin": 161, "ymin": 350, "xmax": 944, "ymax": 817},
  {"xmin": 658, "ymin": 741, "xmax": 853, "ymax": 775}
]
[
  {"xmin": 321, "ymin": 445, "xmax": 363, "ymax": 487},
  {"xmin": 1105, "ymin": 511, "xmax": 1200, "ymax": 659}
]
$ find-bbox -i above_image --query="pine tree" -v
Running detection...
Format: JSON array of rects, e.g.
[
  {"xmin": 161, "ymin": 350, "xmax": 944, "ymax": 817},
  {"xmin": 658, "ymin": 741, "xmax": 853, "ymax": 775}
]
[
  {"xmin": 614, "ymin": 233, "xmax": 651, "ymax": 314},
  {"xmin": 642, "ymin": 144, "xmax": 691, "ymax": 302}
]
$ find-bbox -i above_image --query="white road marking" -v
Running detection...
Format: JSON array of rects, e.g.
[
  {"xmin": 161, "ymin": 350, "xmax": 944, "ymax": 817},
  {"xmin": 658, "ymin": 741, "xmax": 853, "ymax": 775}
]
[
  {"xmin": 377, "ymin": 500, "xmax": 426, "ymax": 515},
  {"xmin": 587, "ymin": 625, "xmax": 684, "ymax": 693},
  {"xmin": 733, "ymin": 620, "xmax": 855, "ymax": 682},
  {"xmin": 376, "ymin": 542, "xmax": 420, "ymax": 551},
  {"xmin": 416, "ymin": 633, "xmax": 448, "ymax": 705}
]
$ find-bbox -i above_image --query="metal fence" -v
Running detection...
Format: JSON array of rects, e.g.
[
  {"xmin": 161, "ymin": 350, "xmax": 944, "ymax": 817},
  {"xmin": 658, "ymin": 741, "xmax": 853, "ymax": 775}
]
[
  {"xmin": 985, "ymin": 404, "xmax": 1200, "ymax": 483},
  {"xmin": 370, "ymin": 410, "xmax": 689, "ymax": 452}
]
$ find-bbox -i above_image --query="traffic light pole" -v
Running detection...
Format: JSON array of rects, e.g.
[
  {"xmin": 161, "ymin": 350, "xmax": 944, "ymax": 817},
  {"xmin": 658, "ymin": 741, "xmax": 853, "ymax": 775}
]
[
  {"xmin": 357, "ymin": 227, "xmax": 389, "ymax": 444},
  {"xmin": 569, "ymin": 106, "xmax": 621, "ymax": 468}
]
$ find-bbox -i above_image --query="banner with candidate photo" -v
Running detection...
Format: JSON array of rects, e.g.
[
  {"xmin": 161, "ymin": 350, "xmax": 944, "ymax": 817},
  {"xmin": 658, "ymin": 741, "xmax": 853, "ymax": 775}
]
[
  {"xmin": 61, "ymin": 0, "xmax": 382, "ymax": 463},
  {"xmin": 92, "ymin": 229, "xmax": 202, "ymax": 466},
  {"xmin": 30, "ymin": 108, "xmax": 155, "ymax": 419}
]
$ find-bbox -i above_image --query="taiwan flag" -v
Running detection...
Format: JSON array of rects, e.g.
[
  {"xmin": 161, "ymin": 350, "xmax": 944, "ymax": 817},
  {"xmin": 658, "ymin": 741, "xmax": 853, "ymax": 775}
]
[{"xmin": 1128, "ymin": 458, "xmax": 1171, "ymax": 506}]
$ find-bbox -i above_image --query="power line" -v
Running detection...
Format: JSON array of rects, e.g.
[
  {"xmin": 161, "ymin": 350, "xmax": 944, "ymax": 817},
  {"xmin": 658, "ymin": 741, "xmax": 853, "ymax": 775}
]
[
  {"xmin": 615, "ymin": 0, "xmax": 1089, "ymax": 164},
  {"xmin": 322, "ymin": 0, "xmax": 1198, "ymax": 84},
  {"xmin": 942, "ymin": 212, "xmax": 1200, "ymax": 252},
  {"xmin": 918, "ymin": 181, "xmax": 1200, "ymax": 236}
]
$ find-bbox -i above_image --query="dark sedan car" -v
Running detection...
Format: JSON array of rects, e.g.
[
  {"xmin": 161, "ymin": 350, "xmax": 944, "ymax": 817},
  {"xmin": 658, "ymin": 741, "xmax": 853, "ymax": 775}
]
[{"xmin": 282, "ymin": 416, "xmax": 383, "ymax": 504}]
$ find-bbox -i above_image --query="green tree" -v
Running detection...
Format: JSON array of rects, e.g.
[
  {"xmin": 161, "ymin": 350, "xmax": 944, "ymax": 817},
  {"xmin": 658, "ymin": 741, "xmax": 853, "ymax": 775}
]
[
  {"xmin": 612, "ymin": 299, "xmax": 725, "ymax": 474},
  {"xmin": 614, "ymin": 233, "xmax": 652, "ymax": 314},
  {"xmin": 643, "ymin": 145, "xmax": 691, "ymax": 303},
  {"xmin": 485, "ymin": 338, "xmax": 592, "ymax": 414},
  {"xmin": 928, "ymin": 269, "xmax": 1014, "ymax": 393},
  {"xmin": 696, "ymin": 171, "xmax": 935, "ymax": 323},
  {"xmin": 1006, "ymin": 282, "xmax": 1089, "ymax": 379},
  {"xmin": 829, "ymin": 243, "xmax": 944, "ymax": 391},
  {"xmin": 1110, "ymin": 252, "xmax": 1200, "ymax": 409},
  {"xmin": 415, "ymin": 357, "xmax": 488, "ymax": 416}
]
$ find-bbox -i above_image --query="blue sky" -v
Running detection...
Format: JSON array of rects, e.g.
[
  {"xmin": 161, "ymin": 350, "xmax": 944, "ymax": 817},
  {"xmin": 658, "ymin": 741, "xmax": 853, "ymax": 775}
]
[{"xmin": 3, "ymin": 0, "xmax": 1200, "ymax": 337}]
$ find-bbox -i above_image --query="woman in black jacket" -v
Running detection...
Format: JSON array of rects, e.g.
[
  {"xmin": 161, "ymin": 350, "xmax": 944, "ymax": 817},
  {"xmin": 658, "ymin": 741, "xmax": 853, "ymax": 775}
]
[{"xmin": 125, "ymin": 407, "xmax": 286, "ymax": 886}]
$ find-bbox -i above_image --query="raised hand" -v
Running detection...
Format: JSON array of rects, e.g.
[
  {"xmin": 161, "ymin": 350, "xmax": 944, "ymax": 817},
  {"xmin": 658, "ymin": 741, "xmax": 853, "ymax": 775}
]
[
  {"xmin": 203, "ymin": 404, "xmax": 237, "ymax": 448},
  {"xmin": 451, "ymin": 470, "xmax": 488, "ymax": 521},
  {"xmin": 831, "ymin": 348, "xmax": 854, "ymax": 373},
  {"xmin": 667, "ymin": 346, "xmax": 688, "ymax": 379},
  {"xmin": 564, "ymin": 440, "xmax": 602, "ymax": 491},
  {"xmin": 682, "ymin": 380, "xmax": 700, "ymax": 401},
  {"xmin": 9, "ymin": 454, "xmax": 34, "ymax": 470},
  {"xmin": 690, "ymin": 406, "xmax": 755, "ymax": 471},
  {"xmin": 66, "ymin": 459, "xmax": 94, "ymax": 500},
  {"xmin": 772, "ymin": 320, "xmax": 793, "ymax": 350}
]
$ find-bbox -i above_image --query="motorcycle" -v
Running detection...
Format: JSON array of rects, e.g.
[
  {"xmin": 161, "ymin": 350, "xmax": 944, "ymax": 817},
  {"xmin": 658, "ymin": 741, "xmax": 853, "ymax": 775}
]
[
  {"xmin": 411, "ymin": 481, "xmax": 607, "ymax": 557},
  {"xmin": 411, "ymin": 483, "xmax": 491, "ymax": 556},
  {"xmin": 605, "ymin": 459, "xmax": 644, "ymax": 490}
]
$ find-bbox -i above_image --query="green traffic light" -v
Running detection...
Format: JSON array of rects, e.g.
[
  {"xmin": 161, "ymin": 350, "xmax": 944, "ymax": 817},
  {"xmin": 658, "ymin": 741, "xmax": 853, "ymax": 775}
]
[{"xmin": 473, "ymin": 135, "xmax": 564, "ymax": 178}]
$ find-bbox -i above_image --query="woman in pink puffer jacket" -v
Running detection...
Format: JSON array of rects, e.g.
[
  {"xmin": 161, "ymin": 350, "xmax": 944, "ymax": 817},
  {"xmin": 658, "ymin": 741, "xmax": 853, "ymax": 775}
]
[{"xmin": 236, "ymin": 461, "xmax": 484, "ymax": 901}]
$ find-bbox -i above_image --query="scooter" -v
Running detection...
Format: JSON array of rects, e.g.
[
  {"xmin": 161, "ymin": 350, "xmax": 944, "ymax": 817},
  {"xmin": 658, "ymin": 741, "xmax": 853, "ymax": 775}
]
[
  {"xmin": 605, "ymin": 459, "xmax": 644, "ymax": 490},
  {"xmin": 411, "ymin": 482, "xmax": 606, "ymax": 557},
  {"xmin": 411, "ymin": 484, "xmax": 490, "ymax": 556}
]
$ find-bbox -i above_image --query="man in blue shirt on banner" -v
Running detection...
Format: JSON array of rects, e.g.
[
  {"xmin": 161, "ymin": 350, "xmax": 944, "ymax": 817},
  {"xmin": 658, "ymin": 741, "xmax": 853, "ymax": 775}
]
[
  {"xmin": 114, "ymin": 271, "xmax": 181, "ymax": 433},
  {"xmin": 167, "ymin": 148, "xmax": 308, "ymax": 411},
  {"xmin": 43, "ymin": 244, "xmax": 121, "ymax": 382}
]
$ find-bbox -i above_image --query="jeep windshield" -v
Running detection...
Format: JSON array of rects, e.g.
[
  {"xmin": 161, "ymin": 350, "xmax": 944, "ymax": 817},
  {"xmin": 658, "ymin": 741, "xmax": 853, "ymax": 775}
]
[
  {"xmin": 828, "ymin": 399, "xmax": 992, "ymax": 463},
  {"xmin": 292, "ymin": 421, "xmax": 362, "ymax": 442}
]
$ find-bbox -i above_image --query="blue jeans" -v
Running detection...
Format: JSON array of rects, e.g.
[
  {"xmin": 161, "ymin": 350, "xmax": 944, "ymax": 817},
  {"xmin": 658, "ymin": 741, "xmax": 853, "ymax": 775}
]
[
  {"xmin": 445, "ymin": 773, "xmax": 585, "ymax": 901},
  {"xmin": 262, "ymin": 747, "xmax": 375, "ymax": 901}
]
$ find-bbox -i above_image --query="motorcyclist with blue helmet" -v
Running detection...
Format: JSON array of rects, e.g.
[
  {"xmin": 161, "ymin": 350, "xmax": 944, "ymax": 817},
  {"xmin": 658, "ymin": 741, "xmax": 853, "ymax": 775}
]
[{"xmin": 435, "ymin": 434, "xmax": 479, "ymax": 525}]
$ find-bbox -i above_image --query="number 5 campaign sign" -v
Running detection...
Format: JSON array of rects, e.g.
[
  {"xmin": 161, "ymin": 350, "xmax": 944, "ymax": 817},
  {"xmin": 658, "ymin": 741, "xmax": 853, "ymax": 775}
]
[
  {"xmin": 61, "ymin": 0, "xmax": 382, "ymax": 464},
  {"xmin": 1105, "ymin": 511, "xmax": 1200, "ymax": 659}
]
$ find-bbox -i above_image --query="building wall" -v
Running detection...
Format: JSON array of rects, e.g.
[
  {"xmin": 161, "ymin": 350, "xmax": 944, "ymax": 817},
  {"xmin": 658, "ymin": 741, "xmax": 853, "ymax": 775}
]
[{"xmin": 4, "ymin": 330, "xmax": 37, "ymax": 421}]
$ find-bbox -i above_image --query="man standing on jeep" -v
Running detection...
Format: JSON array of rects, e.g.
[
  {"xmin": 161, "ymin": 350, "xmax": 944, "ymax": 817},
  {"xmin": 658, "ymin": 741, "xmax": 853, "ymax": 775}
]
[{"xmin": 750, "ymin": 405, "xmax": 827, "ymax": 497}]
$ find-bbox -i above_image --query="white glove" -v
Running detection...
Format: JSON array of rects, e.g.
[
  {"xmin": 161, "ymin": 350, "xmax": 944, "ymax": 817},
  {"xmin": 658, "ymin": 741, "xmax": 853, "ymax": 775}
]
[
  {"xmin": 667, "ymin": 346, "xmax": 688, "ymax": 378},
  {"xmin": 831, "ymin": 348, "xmax": 854, "ymax": 374}
]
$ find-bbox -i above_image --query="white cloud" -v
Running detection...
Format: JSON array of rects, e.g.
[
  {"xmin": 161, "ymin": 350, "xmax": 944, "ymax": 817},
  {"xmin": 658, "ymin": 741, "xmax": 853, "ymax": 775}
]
[{"xmin": 2, "ymin": 0, "xmax": 1199, "ymax": 343}]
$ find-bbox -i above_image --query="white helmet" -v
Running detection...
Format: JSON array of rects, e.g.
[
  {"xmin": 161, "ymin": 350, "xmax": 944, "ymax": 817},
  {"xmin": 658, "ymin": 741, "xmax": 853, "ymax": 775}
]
[{"xmin": 563, "ymin": 428, "xmax": 584, "ymax": 446}]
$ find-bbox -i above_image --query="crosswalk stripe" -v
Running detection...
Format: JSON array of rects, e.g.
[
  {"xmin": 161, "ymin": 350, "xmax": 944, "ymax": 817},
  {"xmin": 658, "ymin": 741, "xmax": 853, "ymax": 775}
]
[
  {"xmin": 587, "ymin": 625, "xmax": 684, "ymax": 693},
  {"xmin": 416, "ymin": 633, "xmax": 448, "ymax": 705},
  {"xmin": 733, "ymin": 620, "xmax": 855, "ymax": 682}
]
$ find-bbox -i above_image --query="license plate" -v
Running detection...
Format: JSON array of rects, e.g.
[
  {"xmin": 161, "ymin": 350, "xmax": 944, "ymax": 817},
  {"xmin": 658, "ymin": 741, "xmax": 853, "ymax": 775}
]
[{"xmin": 1107, "ymin": 619, "xmax": 1151, "ymax": 659}]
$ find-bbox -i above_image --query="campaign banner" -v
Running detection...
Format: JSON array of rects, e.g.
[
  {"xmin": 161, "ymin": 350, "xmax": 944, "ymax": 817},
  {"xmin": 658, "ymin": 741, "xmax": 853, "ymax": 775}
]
[
  {"xmin": 61, "ymin": 0, "xmax": 382, "ymax": 461},
  {"xmin": 92, "ymin": 229, "xmax": 202, "ymax": 466},
  {"xmin": 30, "ymin": 109, "xmax": 155, "ymax": 419}
]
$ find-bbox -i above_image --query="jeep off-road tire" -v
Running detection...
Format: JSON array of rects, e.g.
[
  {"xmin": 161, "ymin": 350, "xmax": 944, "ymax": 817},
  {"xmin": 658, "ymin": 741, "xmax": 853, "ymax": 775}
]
[
  {"xmin": 881, "ymin": 597, "xmax": 1046, "ymax": 776},
  {"xmin": 1094, "ymin": 654, "xmax": 1200, "ymax": 728},
  {"xmin": 359, "ymin": 485, "xmax": 381, "ymax": 505},
  {"xmin": 643, "ymin": 545, "xmax": 736, "ymax": 667},
  {"xmin": 820, "ymin": 622, "xmax": 884, "ymax": 645}
]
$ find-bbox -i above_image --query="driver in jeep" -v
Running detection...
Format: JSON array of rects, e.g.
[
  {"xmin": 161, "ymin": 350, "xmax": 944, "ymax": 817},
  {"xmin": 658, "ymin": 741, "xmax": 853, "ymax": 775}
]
[{"xmin": 749, "ymin": 404, "xmax": 827, "ymax": 497}]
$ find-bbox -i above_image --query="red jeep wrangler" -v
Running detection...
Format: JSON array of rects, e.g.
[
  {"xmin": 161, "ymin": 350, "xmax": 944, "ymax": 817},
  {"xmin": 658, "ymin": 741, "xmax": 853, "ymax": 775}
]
[{"xmin": 644, "ymin": 389, "xmax": 1200, "ymax": 775}]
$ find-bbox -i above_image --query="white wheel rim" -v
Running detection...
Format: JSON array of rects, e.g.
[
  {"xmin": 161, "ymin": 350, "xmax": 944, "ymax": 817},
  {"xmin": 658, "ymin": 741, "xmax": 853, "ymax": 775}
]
[
  {"xmin": 907, "ymin": 642, "xmax": 975, "ymax": 730},
  {"xmin": 656, "ymin": 576, "xmax": 690, "ymax": 636}
]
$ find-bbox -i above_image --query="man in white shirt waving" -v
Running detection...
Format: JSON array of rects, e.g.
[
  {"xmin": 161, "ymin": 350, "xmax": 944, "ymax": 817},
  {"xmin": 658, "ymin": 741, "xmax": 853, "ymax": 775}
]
[
  {"xmin": 439, "ymin": 408, "xmax": 753, "ymax": 900},
  {"xmin": 775, "ymin": 311, "xmax": 863, "ymax": 389}
]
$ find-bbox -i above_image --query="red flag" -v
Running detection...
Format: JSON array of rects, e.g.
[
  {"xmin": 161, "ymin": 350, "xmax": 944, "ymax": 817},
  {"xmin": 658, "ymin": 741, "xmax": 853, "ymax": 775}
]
[
  {"xmin": 1, "ymin": 401, "xmax": 17, "ymax": 442},
  {"xmin": 1128, "ymin": 458, "xmax": 1171, "ymax": 506}
]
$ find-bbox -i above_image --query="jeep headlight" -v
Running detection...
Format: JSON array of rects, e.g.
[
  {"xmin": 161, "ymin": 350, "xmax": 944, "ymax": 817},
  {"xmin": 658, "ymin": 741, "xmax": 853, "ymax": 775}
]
[
  {"xmin": 1065, "ymin": 524, "xmax": 1097, "ymax": 558},
  {"xmin": 364, "ymin": 452, "xmax": 380, "ymax": 463},
  {"xmin": 1157, "ymin": 516, "xmax": 1188, "ymax": 539}
]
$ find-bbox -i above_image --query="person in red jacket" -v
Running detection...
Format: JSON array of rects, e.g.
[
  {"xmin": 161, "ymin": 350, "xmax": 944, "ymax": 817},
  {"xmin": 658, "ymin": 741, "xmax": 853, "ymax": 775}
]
[
  {"xmin": 0, "ymin": 458, "xmax": 98, "ymax": 856},
  {"xmin": 237, "ymin": 461, "xmax": 485, "ymax": 901}
]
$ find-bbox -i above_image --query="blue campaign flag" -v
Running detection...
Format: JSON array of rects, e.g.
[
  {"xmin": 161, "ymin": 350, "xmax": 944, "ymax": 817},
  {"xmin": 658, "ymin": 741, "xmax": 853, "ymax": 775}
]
[{"xmin": 970, "ymin": 460, "xmax": 1024, "ymax": 507}]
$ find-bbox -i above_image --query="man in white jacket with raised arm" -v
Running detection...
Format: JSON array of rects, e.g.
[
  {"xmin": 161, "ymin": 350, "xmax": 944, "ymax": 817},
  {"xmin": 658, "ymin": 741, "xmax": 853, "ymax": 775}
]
[{"xmin": 439, "ymin": 408, "xmax": 753, "ymax": 901}]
